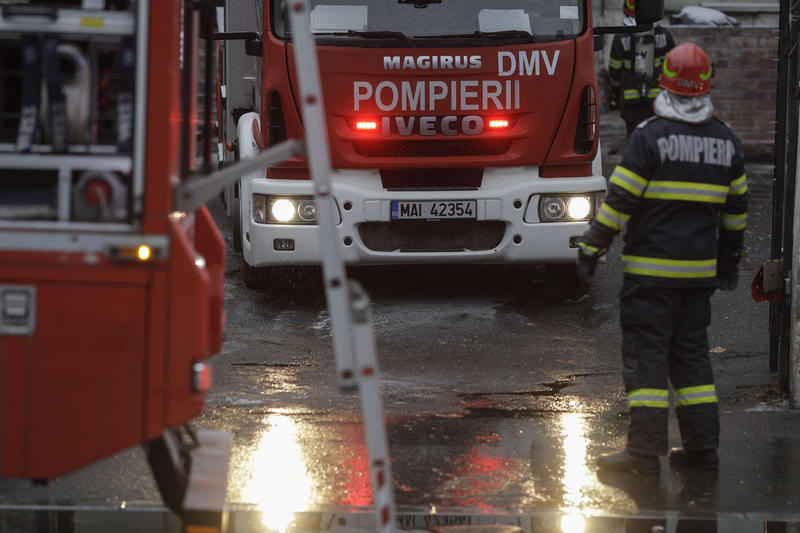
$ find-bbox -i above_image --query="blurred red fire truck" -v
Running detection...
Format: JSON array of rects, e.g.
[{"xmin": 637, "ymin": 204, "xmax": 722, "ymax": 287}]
[{"xmin": 0, "ymin": 0, "xmax": 228, "ymax": 528}]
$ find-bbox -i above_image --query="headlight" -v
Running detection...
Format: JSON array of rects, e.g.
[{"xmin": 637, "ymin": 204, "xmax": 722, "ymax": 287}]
[
  {"xmin": 541, "ymin": 197, "xmax": 566, "ymax": 220},
  {"xmin": 297, "ymin": 199, "xmax": 317, "ymax": 221},
  {"xmin": 252, "ymin": 194, "xmax": 318, "ymax": 224},
  {"xmin": 252, "ymin": 194, "xmax": 267, "ymax": 223},
  {"xmin": 270, "ymin": 199, "xmax": 296, "ymax": 222},
  {"xmin": 539, "ymin": 195, "xmax": 594, "ymax": 222},
  {"xmin": 567, "ymin": 196, "xmax": 592, "ymax": 220}
]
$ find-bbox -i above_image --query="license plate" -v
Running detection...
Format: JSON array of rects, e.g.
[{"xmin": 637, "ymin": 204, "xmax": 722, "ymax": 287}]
[{"xmin": 391, "ymin": 200, "xmax": 477, "ymax": 220}]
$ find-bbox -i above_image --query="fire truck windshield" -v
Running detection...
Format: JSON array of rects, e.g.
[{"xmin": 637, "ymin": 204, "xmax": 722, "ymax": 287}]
[{"xmin": 272, "ymin": 0, "xmax": 585, "ymax": 44}]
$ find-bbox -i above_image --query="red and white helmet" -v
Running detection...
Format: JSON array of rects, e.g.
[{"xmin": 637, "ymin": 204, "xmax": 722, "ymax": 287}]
[
  {"xmin": 623, "ymin": 0, "xmax": 635, "ymax": 17},
  {"xmin": 659, "ymin": 42, "xmax": 713, "ymax": 96}
]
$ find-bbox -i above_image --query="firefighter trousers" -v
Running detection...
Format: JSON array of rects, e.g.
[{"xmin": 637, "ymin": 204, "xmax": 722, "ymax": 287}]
[{"xmin": 619, "ymin": 282, "xmax": 719, "ymax": 456}]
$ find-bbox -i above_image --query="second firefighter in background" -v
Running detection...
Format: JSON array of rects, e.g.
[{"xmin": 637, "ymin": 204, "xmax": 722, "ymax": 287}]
[{"xmin": 608, "ymin": 0, "xmax": 675, "ymax": 137}]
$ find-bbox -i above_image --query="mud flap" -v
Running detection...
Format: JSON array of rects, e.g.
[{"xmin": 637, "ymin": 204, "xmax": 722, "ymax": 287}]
[
  {"xmin": 145, "ymin": 427, "xmax": 232, "ymax": 532},
  {"xmin": 145, "ymin": 428, "xmax": 190, "ymax": 515},
  {"xmin": 181, "ymin": 430, "xmax": 232, "ymax": 531}
]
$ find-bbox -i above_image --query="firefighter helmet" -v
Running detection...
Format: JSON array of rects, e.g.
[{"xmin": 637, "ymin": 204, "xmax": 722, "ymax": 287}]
[
  {"xmin": 659, "ymin": 42, "xmax": 713, "ymax": 96},
  {"xmin": 623, "ymin": 0, "xmax": 635, "ymax": 17}
]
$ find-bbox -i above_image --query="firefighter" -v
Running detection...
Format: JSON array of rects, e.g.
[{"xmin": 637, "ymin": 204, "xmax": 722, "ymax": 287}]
[
  {"xmin": 577, "ymin": 42, "xmax": 748, "ymax": 474},
  {"xmin": 608, "ymin": 0, "xmax": 675, "ymax": 137}
]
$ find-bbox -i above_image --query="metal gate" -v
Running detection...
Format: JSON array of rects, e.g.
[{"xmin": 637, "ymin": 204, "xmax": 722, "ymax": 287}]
[{"xmin": 772, "ymin": 0, "xmax": 800, "ymax": 404}]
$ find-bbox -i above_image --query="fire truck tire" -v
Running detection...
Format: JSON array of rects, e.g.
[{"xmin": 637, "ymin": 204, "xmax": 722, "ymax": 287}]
[{"xmin": 232, "ymin": 188, "xmax": 243, "ymax": 253}]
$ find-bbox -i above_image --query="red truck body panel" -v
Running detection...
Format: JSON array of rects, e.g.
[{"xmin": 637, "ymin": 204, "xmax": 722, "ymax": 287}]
[
  {"xmin": 262, "ymin": 2, "xmax": 598, "ymax": 170},
  {"xmin": 0, "ymin": 0, "xmax": 225, "ymax": 480}
]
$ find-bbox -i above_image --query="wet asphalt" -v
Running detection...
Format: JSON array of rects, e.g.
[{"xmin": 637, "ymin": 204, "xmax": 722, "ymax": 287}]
[{"xmin": 1, "ymin": 114, "xmax": 799, "ymax": 533}]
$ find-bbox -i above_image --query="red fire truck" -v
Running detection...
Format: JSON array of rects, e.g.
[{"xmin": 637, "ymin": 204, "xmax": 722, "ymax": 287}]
[
  {"xmin": 0, "ymin": 0, "xmax": 229, "ymax": 527},
  {"xmin": 220, "ymin": 0, "xmax": 663, "ymax": 288}
]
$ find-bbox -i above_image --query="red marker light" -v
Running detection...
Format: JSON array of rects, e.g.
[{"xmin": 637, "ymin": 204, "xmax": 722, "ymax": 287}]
[
  {"xmin": 489, "ymin": 119, "xmax": 510, "ymax": 129},
  {"xmin": 356, "ymin": 121, "xmax": 378, "ymax": 130},
  {"xmin": 192, "ymin": 361, "xmax": 212, "ymax": 393}
]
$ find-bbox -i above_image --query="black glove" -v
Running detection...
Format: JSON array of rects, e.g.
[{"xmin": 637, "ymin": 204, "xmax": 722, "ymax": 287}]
[
  {"xmin": 716, "ymin": 251, "xmax": 741, "ymax": 291},
  {"xmin": 576, "ymin": 248, "xmax": 600, "ymax": 291}
]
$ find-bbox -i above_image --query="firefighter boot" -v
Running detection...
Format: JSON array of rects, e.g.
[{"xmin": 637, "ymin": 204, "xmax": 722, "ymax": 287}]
[
  {"xmin": 668, "ymin": 448, "xmax": 719, "ymax": 470},
  {"xmin": 597, "ymin": 450, "xmax": 660, "ymax": 474}
]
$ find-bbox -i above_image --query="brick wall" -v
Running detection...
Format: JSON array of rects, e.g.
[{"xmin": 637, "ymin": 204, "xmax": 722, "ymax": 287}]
[{"xmin": 596, "ymin": 26, "xmax": 778, "ymax": 159}]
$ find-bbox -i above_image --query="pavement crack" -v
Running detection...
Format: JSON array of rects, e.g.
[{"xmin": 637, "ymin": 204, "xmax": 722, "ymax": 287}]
[
  {"xmin": 255, "ymin": 339, "xmax": 294, "ymax": 347},
  {"xmin": 464, "ymin": 406, "xmax": 560, "ymax": 419},
  {"xmin": 718, "ymin": 352, "xmax": 760, "ymax": 360},
  {"xmin": 231, "ymin": 361, "xmax": 317, "ymax": 368},
  {"xmin": 458, "ymin": 372, "xmax": 602, "ymax": 399}
]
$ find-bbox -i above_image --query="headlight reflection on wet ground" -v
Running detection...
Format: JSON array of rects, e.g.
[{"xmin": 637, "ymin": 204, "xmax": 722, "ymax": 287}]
[
  {"xmin": 238, "ymin": 412, "xmax": 313, "ymax": 532},
  {"xmin": 559, "ymin": 513, "xmax": 586, "ymax": 533},
  {"xmin": 559, "ymin": 403, "xmax": 591, "ymax": 532}
]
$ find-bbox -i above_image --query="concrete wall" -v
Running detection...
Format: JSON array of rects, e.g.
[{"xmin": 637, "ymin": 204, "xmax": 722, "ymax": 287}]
[{"xmin": 596, "ymin": 25, "xmax": 779, "ymax": 159}]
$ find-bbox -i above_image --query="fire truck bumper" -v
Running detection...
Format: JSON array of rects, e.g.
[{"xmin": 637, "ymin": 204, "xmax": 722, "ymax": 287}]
[{"xmin": 242, "ymin": 168, "xmax": 606, "ymax": 267}]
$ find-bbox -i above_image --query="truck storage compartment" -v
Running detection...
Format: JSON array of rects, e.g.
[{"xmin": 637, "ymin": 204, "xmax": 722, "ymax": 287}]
[
  {"xmin": 0, "ymin": 35, "xmax": 133, "ymax": 153},
  {"xmin": 0, "ymin": 4, "xmax": 136, "ymax": 224},
  {"xmin": 0, "ymin": 168, "xmax": 58, "ymax": 220},
  {"xmin": 0, "ymin": 160, "xmax": 131, "ymax": 222},
  {"xmin": 0, "ymin": 279, "xmax": 147, "ymax": 478}
]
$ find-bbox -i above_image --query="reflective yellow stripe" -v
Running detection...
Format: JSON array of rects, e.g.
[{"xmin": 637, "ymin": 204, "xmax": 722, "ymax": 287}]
[
  {"xmin": 579, "ymin": 242, "xmax": 606, "ymax": 256},
  {"xmin": 643, "ymin": 180, "xmax": 730, "ymax": 204},
  {"xmin": 677, "ymin": 384, "xmax": 715, "ymax": 394},
  {"xmin": 623, "ymin": 59, "xmax": 632, "ymax": 69},
  {"xmin": 676, "ymin": 384, "xmax": 717, "ymax": 407},
  {"xmin": 596, "ymin": 203, "xmax": 631, "ymax": 231},
  {"xmin": 721, "ymin": 211, "xmax": 747, "ymax": 231},
  {"xmin": 623, "ymin": 89, "xmax": 640, "ymax": 100},
  {"xmin": 729, "ymin": 173, "xmax": 748, "ymax": 196},
  {"xmin": 610, "ymin": 166, "xmax": 648, "ymax": 197},
  {"xmin": 622, "ymin": 255, "xmax": 717, "ymax": 278},
  {"xmin": 647, "ymin": 88, "xmax": 662, "ymax": 98},
  {"xmin": 609, "ymin": 58, "xmax": 623, "ymax": 69},
  {"xmin": 627, "ymin": 388, "xmax": 669, "ymax": 408}
]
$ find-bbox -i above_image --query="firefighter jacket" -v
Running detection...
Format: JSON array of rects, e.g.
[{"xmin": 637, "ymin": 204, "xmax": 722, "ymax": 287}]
[
  {"xmin": 579, "ymin": 115, "xmax": 748, "ymax": 288},
  {"xmin": 608, "ymin": 27, "xmax": 675, "ymax": 122}
]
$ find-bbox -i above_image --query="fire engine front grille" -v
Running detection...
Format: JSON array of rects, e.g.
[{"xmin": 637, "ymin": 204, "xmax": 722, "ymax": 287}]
[
  {"xmin": 379, "ymin": 168, "xmax": 484, "ymax": 190},
  {"xmin": 358, "ymin": 221, "xmax": 506, "ymax": 253},
  {"xmin": 353, "ymin": 139, "xmax": 511, "ymax": 158}
]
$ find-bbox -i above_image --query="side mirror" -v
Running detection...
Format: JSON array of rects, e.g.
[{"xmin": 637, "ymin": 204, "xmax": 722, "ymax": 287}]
[
  {"xmin": 213, "ymin": 32, "xmax": 264, "ymax": 57},
  {"xmin": 594, "ymin": 34, "xmax": 604, "ymax": 52},
  {"xmin": 245, "ymin": 37, "xmax": 263, "ymax": 57},
  {"xmin": 635, "ymin": 0, "xmax": 664, "ymax": 24}
]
